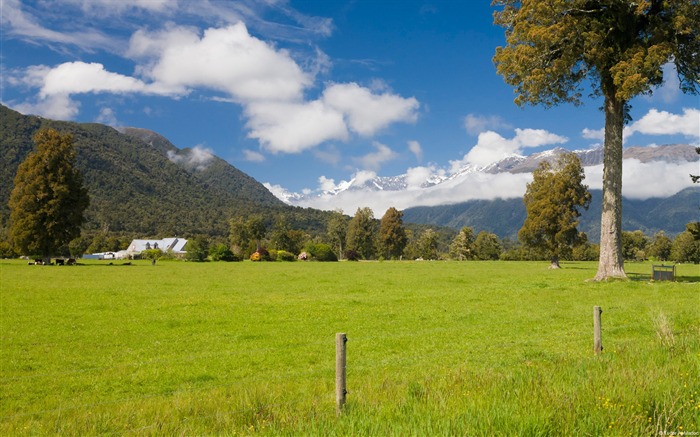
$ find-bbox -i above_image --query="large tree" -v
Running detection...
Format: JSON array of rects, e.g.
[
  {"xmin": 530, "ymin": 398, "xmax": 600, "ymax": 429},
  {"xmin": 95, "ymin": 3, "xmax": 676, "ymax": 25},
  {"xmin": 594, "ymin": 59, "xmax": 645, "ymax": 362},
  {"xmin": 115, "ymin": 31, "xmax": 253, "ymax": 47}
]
[
  {"xmin": 377, "ymin": 207, "xmax": 408, "ymax": 260},
  {"xmin": 472, "ymin": 231, "xmax": 502, "ymax": 261},
  {"xmin": 647, "ymin": 231, "xmax": 673, "ymax": 261},
  {"xmin": 271, "ymin": 214, "xmax": 306, "ymax": 255},
  {"xmin": 450, "ymin": 226, "xmax": 476, "ymax": 261},
  {"xmin": 326, "ymin": 210, "xmax": 348, "ymax": 260},
  {"xmin": 9, "ymin": 128, "xmax": 89, "ymax": 262},
  {"xmin": 519, "ymin": 153, "xmax": 591, "ymax": 268},
  {"xmin": 493, "ymin": 0, "xmax": 700, "ymax": 280},
  {"xmin": 346, "ymin": 207, "xmax": 376, "ymax": 260},
  {"xmin": 228, "ymin": 216, "xmax": 250, "ymax": 256},
  {"xmin": 416, "ymin": 228, "xmax": 440, "ymax": 260}
]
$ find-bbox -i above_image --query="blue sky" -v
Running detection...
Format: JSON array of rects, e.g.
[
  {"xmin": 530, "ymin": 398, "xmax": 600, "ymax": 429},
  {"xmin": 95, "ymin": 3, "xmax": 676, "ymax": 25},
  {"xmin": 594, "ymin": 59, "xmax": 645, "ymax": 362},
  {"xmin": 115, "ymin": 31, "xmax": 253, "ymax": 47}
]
[{"xmin": 2, "ymin": 0, "xmax": 698, "ymax": 212}]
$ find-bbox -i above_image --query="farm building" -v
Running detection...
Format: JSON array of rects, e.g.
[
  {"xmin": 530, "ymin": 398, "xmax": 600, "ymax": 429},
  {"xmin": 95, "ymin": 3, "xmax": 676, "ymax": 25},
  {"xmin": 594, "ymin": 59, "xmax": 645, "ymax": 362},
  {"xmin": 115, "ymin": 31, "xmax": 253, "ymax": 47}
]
[
  {"xmin": 83, "ymin": 238, "xmax": 188, "ymax": 259},
  {"xmin": 126, "ymin": 238, "xmax": 188, "ymax": 257}
]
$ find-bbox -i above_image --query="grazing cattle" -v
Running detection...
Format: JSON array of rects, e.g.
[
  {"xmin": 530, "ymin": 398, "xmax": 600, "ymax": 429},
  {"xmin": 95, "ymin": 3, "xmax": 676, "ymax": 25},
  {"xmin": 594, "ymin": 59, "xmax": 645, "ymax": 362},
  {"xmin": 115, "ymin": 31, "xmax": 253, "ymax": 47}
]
[
  {"xmin": 67, "ymin": 258, "xmax": 76, "ymax": 265},
  {"xmin": 55, "ymin": 259, "xmax": 65, "ymax": 266}
]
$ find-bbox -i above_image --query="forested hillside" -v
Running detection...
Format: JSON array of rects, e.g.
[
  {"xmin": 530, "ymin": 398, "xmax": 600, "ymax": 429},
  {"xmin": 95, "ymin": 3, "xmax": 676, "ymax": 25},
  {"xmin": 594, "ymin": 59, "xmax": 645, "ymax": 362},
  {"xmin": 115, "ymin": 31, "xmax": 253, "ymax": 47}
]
[
  {"xmin": 403, "ymin": 187, "xmax": 700, "ymax": 241},
  {"xmin": 0, "ymin": 105, "xmax": 328, "ymax": 239}
]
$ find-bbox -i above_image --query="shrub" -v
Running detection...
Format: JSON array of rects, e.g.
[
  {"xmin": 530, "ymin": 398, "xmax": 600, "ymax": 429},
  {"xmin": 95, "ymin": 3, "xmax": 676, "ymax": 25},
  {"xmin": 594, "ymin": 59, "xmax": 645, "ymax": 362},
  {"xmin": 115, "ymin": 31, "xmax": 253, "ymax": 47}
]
[
  {"xmin": 306, "ymin": 243, "xmax": 337, "ymax": 262},
  {"xmin": 210, "ymin": 244, "xmax": 237, "ymax": 262},
  {"xmin": 185, "ymin": 237, "xmax": 209, "ymax": 262},
  {"xmin": 0, "ymin": 241, "xmax": 18, "ymax": 259},
  {"xmin": 250, "ymin": 248, "xmax": 271, "ymax": 262},
  {"xmin": 276, "ymin": 250, "xmax": 296, "ymax": 262},
  {"xmin": 345, "ymin": 249, "xmax": 360, "ymax": 261},
  {"xmin": 257, "ymin": 247, "xmax": 271, "ymax": 261},
  {"xmin": 158, "ymin": 250, "xmax": 176, "ymax": 260},
  {"xmin": 141, "ymin": 249, "xmax": 163, "ymax": 260}
]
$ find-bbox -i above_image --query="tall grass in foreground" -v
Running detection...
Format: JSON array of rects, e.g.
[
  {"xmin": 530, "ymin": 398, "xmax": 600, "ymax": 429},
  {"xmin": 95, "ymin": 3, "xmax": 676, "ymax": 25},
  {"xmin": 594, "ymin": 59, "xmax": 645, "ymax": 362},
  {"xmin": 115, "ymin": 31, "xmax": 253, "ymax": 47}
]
[{"xmin": 1, "ymin": 260, "xmax": 698, "ymax": 435}]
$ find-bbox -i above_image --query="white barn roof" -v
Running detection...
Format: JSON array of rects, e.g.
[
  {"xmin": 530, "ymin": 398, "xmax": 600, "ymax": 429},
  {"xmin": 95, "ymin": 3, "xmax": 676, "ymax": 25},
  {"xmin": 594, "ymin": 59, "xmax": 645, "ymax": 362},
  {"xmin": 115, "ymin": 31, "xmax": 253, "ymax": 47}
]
[{"xmin": 127, "ymin": 238, "xmax": 187, "ymax": 254}]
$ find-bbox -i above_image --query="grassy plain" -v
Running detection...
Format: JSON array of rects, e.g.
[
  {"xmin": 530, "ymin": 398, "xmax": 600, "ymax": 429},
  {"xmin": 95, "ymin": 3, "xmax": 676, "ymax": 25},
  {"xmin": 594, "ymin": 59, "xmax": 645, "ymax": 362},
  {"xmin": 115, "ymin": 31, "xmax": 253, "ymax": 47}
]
[{"xmin": 1, "ymin": 259, "xmax": 698, "ymax": 435}]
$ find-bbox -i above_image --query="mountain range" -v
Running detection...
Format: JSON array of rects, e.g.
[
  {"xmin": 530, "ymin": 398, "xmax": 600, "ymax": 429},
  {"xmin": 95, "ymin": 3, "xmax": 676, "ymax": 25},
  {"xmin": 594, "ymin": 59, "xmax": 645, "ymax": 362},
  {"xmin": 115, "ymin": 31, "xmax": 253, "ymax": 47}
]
[
  {"xmin": 275, "ymin": 143, "xmax": 699, "ymax": 240},
  {"xmin": 275, "ymin": 144, "xmax": 698, "ymax": 201},
  {"xmin": 1, "ymin": 103, "xmax": 697, "ymax": 242}
]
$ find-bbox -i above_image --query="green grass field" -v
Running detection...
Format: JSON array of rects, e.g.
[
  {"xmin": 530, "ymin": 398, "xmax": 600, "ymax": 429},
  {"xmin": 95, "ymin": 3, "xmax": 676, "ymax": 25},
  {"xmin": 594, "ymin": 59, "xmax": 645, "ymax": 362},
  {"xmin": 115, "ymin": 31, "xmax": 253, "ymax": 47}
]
[{"xmin": 1, "ymin": 259, "xmax": 698, "ymax": 435}]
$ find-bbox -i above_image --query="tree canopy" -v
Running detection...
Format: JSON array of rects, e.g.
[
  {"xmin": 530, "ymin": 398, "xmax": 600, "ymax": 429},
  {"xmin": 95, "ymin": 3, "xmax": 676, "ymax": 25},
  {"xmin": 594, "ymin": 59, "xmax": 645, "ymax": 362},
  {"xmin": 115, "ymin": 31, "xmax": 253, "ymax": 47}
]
[
  {"xmin": 493, "ymin": 0, "xmax": 699, "ymax": 279},
  {"xmin": 450, "ymin": 226, "xmax": 476, "ymax": 261},
  {"xmin": 472, "ymin": 231, "xmax": 502, "ymax": 261},
  {"xmin": 519, "ymin": 153, "xmax": 591, "ymax": 268},
  {"xmin": 326, "ymin": 210, "xmax": 348, "ymax": 260},
  {"xmin": 9, "ymin": 128, "xmax": 90, "ymax": 260},
  {"xmin": 377, "ymin": 207, "xmax": 408, "ymax": 260},
  {"xmin": 346, "ymin": 207, "xmax": 376, "ymax": 260}
]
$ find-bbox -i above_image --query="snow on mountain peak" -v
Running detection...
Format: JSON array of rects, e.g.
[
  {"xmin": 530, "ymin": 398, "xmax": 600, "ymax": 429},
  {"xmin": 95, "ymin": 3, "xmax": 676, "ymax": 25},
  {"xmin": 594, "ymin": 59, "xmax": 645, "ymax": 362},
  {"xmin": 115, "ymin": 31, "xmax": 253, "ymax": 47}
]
[{"xmin": 265, "ymin": 144, "xmax": 697, "ymax": 212}]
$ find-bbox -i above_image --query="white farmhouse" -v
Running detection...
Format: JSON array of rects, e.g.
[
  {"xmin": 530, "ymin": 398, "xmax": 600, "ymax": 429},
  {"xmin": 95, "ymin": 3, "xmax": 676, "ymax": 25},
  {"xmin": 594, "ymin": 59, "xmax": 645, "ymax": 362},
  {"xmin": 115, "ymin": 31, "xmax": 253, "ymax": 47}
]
[{"xmin": 126, "ymin": 238, "xmax": 188, "ymax": 257}]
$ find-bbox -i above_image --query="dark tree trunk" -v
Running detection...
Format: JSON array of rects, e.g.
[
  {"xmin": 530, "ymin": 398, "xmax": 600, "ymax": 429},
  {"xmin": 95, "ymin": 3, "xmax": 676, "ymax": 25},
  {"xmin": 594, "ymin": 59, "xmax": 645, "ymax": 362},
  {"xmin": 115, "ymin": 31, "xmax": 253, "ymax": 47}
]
[
  {"xmin": 549, "ymin": 255, "xmax": 561, "ymax": 269},
  {"xmin": 595, "ymin": 90, "xmax": 627, "ymax": 280}
]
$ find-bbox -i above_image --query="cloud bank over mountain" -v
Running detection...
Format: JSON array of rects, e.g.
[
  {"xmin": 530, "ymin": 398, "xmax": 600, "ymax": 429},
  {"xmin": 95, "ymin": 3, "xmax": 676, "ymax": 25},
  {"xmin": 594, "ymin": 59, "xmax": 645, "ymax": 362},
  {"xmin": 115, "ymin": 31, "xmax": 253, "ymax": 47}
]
[{"xmin": 267, "ymin": 143, "xmax": 699, "ymax": 214}]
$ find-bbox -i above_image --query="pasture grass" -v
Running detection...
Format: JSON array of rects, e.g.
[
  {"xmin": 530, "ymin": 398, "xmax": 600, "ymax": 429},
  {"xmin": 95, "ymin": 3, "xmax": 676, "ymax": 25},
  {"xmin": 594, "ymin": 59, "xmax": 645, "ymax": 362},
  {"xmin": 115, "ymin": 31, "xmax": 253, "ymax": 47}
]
[{"xmin": 1, "ymin": 259, "xmax": 698, "ymax": 435}]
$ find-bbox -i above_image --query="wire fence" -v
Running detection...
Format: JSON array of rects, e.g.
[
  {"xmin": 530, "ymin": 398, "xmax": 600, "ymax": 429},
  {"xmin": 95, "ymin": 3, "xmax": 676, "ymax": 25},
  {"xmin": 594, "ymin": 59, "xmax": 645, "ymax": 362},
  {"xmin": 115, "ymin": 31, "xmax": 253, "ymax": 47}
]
[
  {"xmin": 1, "ymin": 316, "xmax": 645, "ymax": 384},
  {"xmin": 1, "ymin": 306, "xmax": 676, "ymax": 435}
]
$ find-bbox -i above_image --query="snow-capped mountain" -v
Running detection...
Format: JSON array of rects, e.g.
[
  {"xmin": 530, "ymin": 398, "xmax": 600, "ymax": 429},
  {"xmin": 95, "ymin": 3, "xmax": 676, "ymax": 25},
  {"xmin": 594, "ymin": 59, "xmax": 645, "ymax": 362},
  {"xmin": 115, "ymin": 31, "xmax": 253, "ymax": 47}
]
[{"xmin": 272, "ymin": 144, "xmax": 697, "ymax": 207}]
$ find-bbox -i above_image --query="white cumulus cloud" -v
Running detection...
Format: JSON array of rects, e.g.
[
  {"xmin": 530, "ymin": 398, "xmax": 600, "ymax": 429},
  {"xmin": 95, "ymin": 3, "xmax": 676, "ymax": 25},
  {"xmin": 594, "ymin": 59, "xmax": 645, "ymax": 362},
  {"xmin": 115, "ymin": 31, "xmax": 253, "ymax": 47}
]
[
  {"xmin": 9, "ymin": 14, "xmax": 421, "ymax": 158},
  {"xmin": 353, "ymin": 142, "xmax": 399, "ymax": 171},
  {"xmin": 464, "ymin": 114, "xmax": 512, "ymax": 136},
  {"xmin": 13, "ymin": 93, "xmax": 81, "ymax": 120},
  {"xmin": 625, "ymin": 108, "xmax": 700, "ymax": 138},
  {"xmin": 242, "ymin": 149, "xmax": 266, "ymax": 162},
  {"xmin": 322, "ymin": 82, "xmax": 419, "ymax": 136},
  {"xmin": 129, "ymin": 23, "xmax": 311, "ymax": 103},
  {"xmin": 585, "ymin": 159, "xmax": 699, "ymax": 199},
  {"xmin": 408, "ymin": 140, "xmax": 423, "ymax": 162},
  {"xmin": 39, "ymin": 62, "xmax": 154, "ymax": 97},
  {"xmin": 167, "ymin": 145, "xmax": 215, "ymax": 171},
  {"xmin": 245, "ymin": 100, "xmax": 349, "ymax": 153},
  {"xmin": 582, "ymin": 127, "xmax": 605, "ymax": 141},
  {"xmin": 405, "ymin": 165, "xmax": 435, "ymax": 189},
  {"xmin": 455, "ymin": 128, "xmax": 569, "ymax": 168}
]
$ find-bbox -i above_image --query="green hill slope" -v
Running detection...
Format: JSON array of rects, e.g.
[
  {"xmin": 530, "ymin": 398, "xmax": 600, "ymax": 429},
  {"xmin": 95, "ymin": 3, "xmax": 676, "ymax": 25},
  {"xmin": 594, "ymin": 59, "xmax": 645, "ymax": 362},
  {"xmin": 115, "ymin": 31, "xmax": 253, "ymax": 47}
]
[
  {"xmin": 403, "ymin": 187, "xmax": 700, "ymax": 240},
  {"xmin": 0, "ymin": 105, "xmax": 300, "ymax": 238}
]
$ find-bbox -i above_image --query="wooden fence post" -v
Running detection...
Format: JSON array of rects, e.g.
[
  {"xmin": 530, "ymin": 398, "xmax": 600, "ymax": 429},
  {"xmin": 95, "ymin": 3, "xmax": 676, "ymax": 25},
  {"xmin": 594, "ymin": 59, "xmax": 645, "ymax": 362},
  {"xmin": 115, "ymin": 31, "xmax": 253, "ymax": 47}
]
[
  {"xmin": 336, "ymin": 333, "xmax": 347, "ymax": 415},
  {"xmin": 593, "ymin": 306, "xmax": 603, "ymax": 355}
]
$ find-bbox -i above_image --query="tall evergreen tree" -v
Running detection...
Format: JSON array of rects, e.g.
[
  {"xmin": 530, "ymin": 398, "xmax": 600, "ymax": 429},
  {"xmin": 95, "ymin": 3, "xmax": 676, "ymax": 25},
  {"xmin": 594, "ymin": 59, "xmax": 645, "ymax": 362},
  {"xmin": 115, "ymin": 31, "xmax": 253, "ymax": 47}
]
[
  {"xmin": 326, "ymin": 210, "xmax": 348, "ymax": 260},
  {"xmin": 670, "ymin": 229, "xmax": 700, "ymax": 263},
  {"xmin": 228, "ymin": 216, "xmax": 250, "ymax": 256},
  {"xmin": 416, "ymin": 228, "xmax": 440, "ymax": 260},
  {"xmin": 377, "ymin": 207, "xmax": 408, "ymax": 260},
  {"xmin": 648, "ymin": 231, "xmax": 673, "ymax": 261},
  {"xmin": 346, "ymin": 207, "xmax": 376, "ymax": 260},
  {"xmin": 621, "ymin": 230, "xmax": 649, "ymax": 261},
  {"xmin": 247, "ymin": 215, "xmax": 266, "ymax": 251},
  {"xmin": 472, "ymin": 231, "xmax": 502, "ymax": 261},
  {"xmin": 271, "ymin": 215, "xmax": 296, "ymax": 253},
  {"xmin": 9, "ymin": 128, "xmax": 89, "ymax": 262},
  {"xmin": 493, "ymin": 0, "xmax": 700, "ymax": 279},
  {"xmin": 519, "ymin": 153, "xmax": 591, "ymax": 268},
  {"xmin": 450, "ymin": 226, "xmax": 476, "ymax": 260}
]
